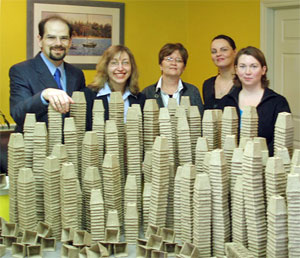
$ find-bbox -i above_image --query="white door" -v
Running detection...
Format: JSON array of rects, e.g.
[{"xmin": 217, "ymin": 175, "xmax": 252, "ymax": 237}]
[{"xmin": 274, "ymin": 6, "xmax": 300, "ymax": 149}]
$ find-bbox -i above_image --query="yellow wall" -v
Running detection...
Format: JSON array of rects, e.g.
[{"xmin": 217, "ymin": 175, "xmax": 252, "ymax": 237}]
[
  {"xmin": 0, "ymin": 195, "xmax": 9, "ymax": 221},
  {"xmin": 0, "ymin": 0, "xmax": 260, "ymax": 125},
  {"xmin": 186, "ymin": 0, "xmax": 261, "ymax": 84}
]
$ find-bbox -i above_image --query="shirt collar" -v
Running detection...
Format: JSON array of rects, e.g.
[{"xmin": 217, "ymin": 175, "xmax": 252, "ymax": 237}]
[
  {"xmin": 40, "ymin": 52, "xmax": 65, "ymax": 76},
  {"xmin": 123, "ymin": 87, "xmax": 133, "ymax": 100},
  {"xmin": 97, "ymin": 82, "xmax": 136, "ymax": 100},
  {"xmin": 97, "ymin": 82, "xmax": 112, "ymax": 97},
  {"xmin": 155, "ymin": 76, "xmax": 184, "ymax": 93},
  {"xmin": 156, "ymin": 76, "xmax": 163, "ymax": 92},
  {"xmin": 178, "ymin": 80, "xmax": 184, "ymax": 92}
]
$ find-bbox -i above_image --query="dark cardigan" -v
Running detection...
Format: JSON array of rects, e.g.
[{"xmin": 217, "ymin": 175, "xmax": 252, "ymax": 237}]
[
  {"xmin": 82, "ymin": 87, "xmax": 146, "ymax": 131},
  {"xmin": 142, "ymin": 81, "xmax": 204, "ymax": 116}
]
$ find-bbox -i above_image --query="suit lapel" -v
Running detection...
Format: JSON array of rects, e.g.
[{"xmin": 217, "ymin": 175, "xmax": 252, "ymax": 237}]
[
  {"xmin": 34, "ymin": 54, "xmax": 59, "ymax": 90},
  {"xmin": 65, "ymin": 63, "xmax": 77, "ymax": 97}
]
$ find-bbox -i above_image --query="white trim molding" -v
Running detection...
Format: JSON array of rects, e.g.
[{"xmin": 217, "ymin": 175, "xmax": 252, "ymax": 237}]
[{"xmin": 260, "ymin": 0, "xmax": 300, "ymax": 88}]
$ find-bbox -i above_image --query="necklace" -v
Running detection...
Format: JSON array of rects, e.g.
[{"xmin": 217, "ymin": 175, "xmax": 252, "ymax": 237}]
[{"xmin": 215, "ymin": 75, "xmax": 234, "ymax": 99}]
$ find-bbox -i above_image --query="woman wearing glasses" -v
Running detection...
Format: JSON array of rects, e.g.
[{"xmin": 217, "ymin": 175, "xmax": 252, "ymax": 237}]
[
  {"xmin": 83, "ymin": 45, "xmax": 145, "ymax": 129},
  {"xmin": 220, "ymin": 46, "xmax": 291, "ymax": 155},
  {"xmin": 142, "ymin": 43, "xmax": 204, "ymax": 115},
  {"xmin": 202, "ymin": 35, "xmax": 236, "ymax": 110}
]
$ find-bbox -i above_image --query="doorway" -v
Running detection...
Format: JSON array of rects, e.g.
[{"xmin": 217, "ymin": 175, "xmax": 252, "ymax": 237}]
[{"xmin": 261, "ymin": 0, "xmax": 300, "ymax": 149}]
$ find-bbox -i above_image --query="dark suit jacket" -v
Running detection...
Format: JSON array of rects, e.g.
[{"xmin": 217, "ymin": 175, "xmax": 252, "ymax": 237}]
[
  {"xmin": 82, "ymin": 87, "xmax": 146, "ymax": 131},
  {"xmin": 9, "ymin": 53, "xmax": 86, "ymax": 132}
]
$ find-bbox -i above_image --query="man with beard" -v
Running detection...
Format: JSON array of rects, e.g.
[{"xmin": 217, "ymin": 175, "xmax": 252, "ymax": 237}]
[{"xmin": 9, "ymin": 16, "xmax": 85, "ymax": 132}]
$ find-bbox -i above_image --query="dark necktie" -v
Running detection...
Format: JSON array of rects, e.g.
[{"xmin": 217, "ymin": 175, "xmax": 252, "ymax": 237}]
[{"xmin": 54, "ymin": 68, "xmax": 63, "ymax": 90}]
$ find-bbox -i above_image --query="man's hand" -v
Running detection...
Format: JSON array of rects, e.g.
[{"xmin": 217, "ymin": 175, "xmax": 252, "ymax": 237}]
[{"xmin": 42, "ymin": 88, "xmax": 74, "ymax": 113}]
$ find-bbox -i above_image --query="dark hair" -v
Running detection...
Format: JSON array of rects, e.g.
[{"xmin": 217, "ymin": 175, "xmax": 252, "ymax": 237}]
[
  {"xmin": 89, "ymin": 45, "xmax": 139, "ymax": 95},
  {"xmin": 234, "ymin": 46, "xmax": 269, "ymax": 88},
  {"xmin": 38, "ymin": 15, "xmax": 73, "ymax": 38},
  {"xmin": 212, "ymin": 34, "xmax": 236, "ymax": 50},
  {"xmin": 159, "ymin": 43, "xmax": 188, "ymax": 66}
]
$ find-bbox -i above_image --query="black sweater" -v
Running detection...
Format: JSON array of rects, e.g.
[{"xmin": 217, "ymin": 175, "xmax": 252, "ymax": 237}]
[{"xmin": 219, "ymin": 86, "xmax": 291, "ymax": 156}]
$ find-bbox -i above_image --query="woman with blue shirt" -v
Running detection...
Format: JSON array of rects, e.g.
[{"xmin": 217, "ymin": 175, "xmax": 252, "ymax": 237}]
[{"xmin": 83, "ymin": 45, "xmax": 145, "ymax": 130}]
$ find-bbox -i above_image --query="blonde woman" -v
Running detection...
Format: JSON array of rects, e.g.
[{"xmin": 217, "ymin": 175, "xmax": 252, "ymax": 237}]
[{"xmin": 83, "ymin": 45, "xmax": 145, "ymax": 129}]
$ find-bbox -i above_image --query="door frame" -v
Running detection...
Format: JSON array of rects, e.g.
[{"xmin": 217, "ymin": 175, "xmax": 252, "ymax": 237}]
[{"xmin": 260, "ymin": 0, "xmax": 300, "ymax": 89}]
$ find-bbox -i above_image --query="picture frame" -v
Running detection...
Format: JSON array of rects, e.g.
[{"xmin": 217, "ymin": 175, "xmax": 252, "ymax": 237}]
[{"xmin": 27, "ymin": 0, "xmax": 125, "ymax": 69}]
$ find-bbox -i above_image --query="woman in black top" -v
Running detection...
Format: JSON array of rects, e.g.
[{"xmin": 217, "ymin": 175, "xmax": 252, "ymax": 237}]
[
  {"xmin": 202, "ymin": 35, "xmax": 236, "ymax": 109},
  {"xmin": 220, "ymin": 46, "xmax": 291, "ymax": 155}
]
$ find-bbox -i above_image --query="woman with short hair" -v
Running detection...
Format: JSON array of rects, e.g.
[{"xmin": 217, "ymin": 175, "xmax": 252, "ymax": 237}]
[{"xmin": 142, "ymin": 43, "xmax": 203, "ymax": 115}]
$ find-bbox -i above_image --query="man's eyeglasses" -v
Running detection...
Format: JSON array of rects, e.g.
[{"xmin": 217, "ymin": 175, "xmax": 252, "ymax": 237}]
[
  {"xmin": 164, "ymin": 57, "xmax": 183, "ymax": 63},
  {"xmin": 45, "ymin": 35, "xmax": 70, "ymax": 44}
]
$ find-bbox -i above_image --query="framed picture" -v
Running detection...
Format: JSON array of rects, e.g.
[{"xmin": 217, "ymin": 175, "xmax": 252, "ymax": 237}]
[{"xmin": 27, "ymin": 0, "xmax": 125, "ymax": 69}]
